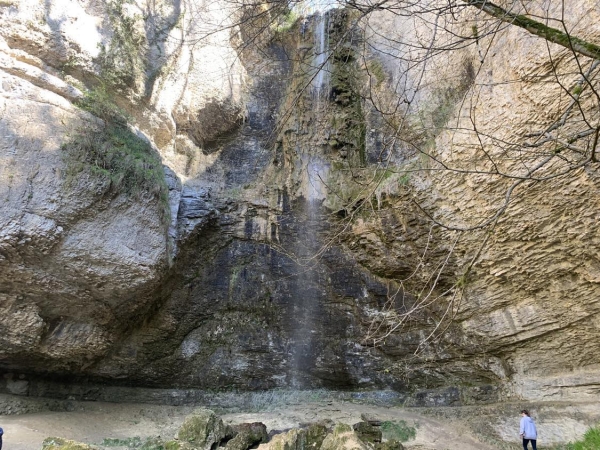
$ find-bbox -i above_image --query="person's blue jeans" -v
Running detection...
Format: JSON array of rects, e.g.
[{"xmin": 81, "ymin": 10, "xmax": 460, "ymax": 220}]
[{"xmin": 523, "ymin": 438, "xmax": 537, "ymax": 450}]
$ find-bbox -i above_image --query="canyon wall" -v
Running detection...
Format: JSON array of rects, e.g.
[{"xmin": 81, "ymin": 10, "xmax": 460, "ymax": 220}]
[{"xmin": 1, "ymin": 0, "xmax": 600, "ymax": 404}]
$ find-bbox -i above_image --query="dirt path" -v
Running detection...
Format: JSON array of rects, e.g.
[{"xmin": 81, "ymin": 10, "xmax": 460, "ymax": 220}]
[
  {"xmin": 0, "ymin": 398, "xmax": 493, "ymax": 450},
  {"xmin": 0, "ymin": 402, "xmax": 189, "ymax": 449}
]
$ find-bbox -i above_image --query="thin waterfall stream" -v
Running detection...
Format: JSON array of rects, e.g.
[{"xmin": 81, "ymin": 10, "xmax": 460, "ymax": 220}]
[
  {"xmin": 288, "ymin": 156, "xmax": 329, "ymax": 387},
  {"xmin": 288, "ymin": 12, "xmax": 333, "ymax": 387},
  {"xmin": 311, "ymin": 12, "xmax": 331, "ymax": 103}
]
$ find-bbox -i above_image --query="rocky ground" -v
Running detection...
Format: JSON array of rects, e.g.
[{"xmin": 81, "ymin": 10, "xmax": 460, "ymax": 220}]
[{"xmin": 0, "ymin": 393, "xmax": 598, "ymax": 449}]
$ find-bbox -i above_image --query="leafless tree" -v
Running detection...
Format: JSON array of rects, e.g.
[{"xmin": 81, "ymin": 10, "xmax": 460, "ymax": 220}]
[
  {"xmin": 303, "ymin": 0, "xmax": 600, "ymax": 355},
  {"xmin": 158, "ymin": 0, "xmax": 600, "ymax": 360}
]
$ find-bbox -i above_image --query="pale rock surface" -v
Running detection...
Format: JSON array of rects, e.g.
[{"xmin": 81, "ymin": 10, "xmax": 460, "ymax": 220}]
[
  {"xmin": 0, "ymin": 0, "xmax": 170, "ymax": 370},
  {"xmin": 320, "ymin": 424, "xmax": 367, "ymax": 450},
  {"xmin": 0, "ymin": 0, "xmax": 252, "ymax": 373},
  {"xmin": 354, "ymin": 0, "xmax": 600, "ymax": 401}
]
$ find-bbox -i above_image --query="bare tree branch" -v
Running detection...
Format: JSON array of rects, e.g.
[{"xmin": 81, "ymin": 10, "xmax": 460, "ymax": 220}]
[{"xmin": 465, "ymin": 0, "xmax": 600, "ymax": 60}]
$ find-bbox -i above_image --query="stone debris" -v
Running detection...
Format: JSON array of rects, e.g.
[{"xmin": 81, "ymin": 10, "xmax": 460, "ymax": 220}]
[{"xmin": 38, "ymin": 410, "xmax": 411, "ymax": 450}]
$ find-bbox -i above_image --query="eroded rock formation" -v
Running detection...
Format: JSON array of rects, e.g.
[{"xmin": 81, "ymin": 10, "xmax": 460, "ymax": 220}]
[{"xmin": 1, "ymin": 0, "xmax": 600, "ymax": 404}]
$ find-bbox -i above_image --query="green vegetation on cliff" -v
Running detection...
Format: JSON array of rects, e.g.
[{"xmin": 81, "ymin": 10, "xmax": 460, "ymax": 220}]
[
  {"xmin": 62, "ymin": 86, "xmax": 170, "ymax": 222},
  {"xmin": 329, "ymin": 13, "xmax": 367, "ymax": 167},
  {"xmin": 98, "ymin": 0, "xmax": 146, "ymax": 89}
]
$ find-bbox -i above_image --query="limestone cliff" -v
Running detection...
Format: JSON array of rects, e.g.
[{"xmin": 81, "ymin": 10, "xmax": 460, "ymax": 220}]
[
  {"xmin": 1, "ymin": 0, "xmax": 600, "ymax": 405},
  {"xmin": 0, "ymin": 0, "xmax": 246, "ymax": 377},
  {"xmin": 349, "ymin": 1, "xmax": 600, "ymax": 401}
]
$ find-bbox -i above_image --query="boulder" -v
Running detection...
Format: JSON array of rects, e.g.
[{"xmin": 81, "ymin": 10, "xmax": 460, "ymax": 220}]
[
  {"xmin": 177, "ymin": 409, "xmax": 228, "ymax": 450},
  {"xmin": 359, "ymin": 414, "xmax": 382, "ymax": 427},
  {"xmin": 320, "ymin": 424, "xmax": 367, "ymax": 450},
  {"xmin": 374, "ymin": 441, "xmax": 404, "ymax": 450},
  {"xmin": 41, "ymin": 437, "xmax": 97, "ymax": 449},
  {"xmin": 164, "ymin": 441, "xmax": 185, "ymax": 450},
  {"xmin": 304, "ymin": 422, "xmax": 330, "ymax": 450},
  {"xmin": 261, "ymin": 428, "xmax": 304, "ymax": 450},
  {"xmin": 352, "ymin": 422, "xmax": 382, "ymax": 443},
  {"xmin": 225, "ymin": 422, "xmax": 268, "ymax": 450}
]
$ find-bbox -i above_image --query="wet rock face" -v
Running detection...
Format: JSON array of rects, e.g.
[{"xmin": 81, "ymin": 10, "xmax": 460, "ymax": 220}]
[{"xmin": 91, "ymin": 196, "xmax": 403, "ymax": 390}]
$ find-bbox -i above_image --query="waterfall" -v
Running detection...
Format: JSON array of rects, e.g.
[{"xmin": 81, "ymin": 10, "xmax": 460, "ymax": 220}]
[
  {"xmin": 286, "ymin": 8, "xmax": 335, "ymax": 388},
  {"xmin": 307, "ymin": 158, "xmax": 327, "ymax": 201},
  {"xmin": 311, "ymin": 12, "xmax": 330, "ymax": 101},
  {"xmin": 287, "ymin": 156, "xmax": 329, "ymax": 388}
]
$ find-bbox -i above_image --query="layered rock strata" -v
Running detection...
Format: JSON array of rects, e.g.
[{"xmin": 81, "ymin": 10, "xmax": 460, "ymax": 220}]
[{"xmin": 0, "ymin": 0, "xmax": 599, "ymax": 403}]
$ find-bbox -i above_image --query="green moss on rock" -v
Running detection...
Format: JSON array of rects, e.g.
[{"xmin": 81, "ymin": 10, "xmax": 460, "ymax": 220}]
[
  {"xmin": 333, "ymin": 424, "xmax": 352, "ymax": 435},
  {"xmin": 225, "ymin": 423, "xmax": 268, "ymax": 450},
  {"xmin": 268, "ymin": 429, "xmax": 304, "ymax": 450},
  {"xmin": 374, "ymin": 440, "xmax": 404, "ymax": 450},
  {"xmin": 352, "ymin": 422, "xmax": 382, "ymax": 443},
  {"xmin": 177, "ymin": 409, "xmax": 228, "ymax": 450},
  {"xmin": 305, "ymin": 423, "xmax": 329, "ymax": 450},
  {"xmin": 321, "ymin": 424, "xmax": 366, "ymax": 450},
  {"xmin": 42, "ymin": 437, "xmax": 97, "ymax": 450},
  {"xmin": 380, "ymin": 421, "xmax": 416, "ymax": 442},
  {"xmin": 63, "ymin": 86, "xmax": 170, "ymax": 224}
]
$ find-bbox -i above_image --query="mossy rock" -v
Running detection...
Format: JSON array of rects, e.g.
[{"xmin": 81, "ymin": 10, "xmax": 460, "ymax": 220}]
[
  {"xmin": 374, "ymin": 441, "xmax": 404, "ymax": 450},
  {"xmin": 267, "ymin": 428, "xmax": 304, "ymax": 450},
  {"xmin": 353, "ymin": 422, "xmax": 382, "ymax": 444},
  {"xmin": 41, "ymin": 437, "xmax": 97, "ymax": 450},
  {"xmin": 333, "ymin": 424, "xmax": 352, "ymax": 435},
  {"xmin": 225, "ymin": 422, "xmax": 268, "ymax": 450},
  {"xmin": 320, "ymin": 424, "xmax": 367, "ymax": 450},
  {"xmin": 177, "ymin": 409, "xmax": 228, "ymax": 450},
  {"xmin": 305, "ymin": 423, "xmax": 329, "ymax": 450},
  {"xmin": 101, "ymin": 436, "xmax": 167, "ymax": 449},
  {"xmin": 164, "ymin": 441, "xmax": 185, "ymax": 450},
  {"xmin": 379, "ymin": 421, "xmax": 416, "ymax": 443},
  {"xmin": 140, "ymin": 437, "xmax": 169, "ymax": 450}
]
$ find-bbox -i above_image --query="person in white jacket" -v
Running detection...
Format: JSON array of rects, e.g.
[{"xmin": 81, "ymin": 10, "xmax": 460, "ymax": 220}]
[{"xmin": 520, "ymin": 410, "xmax": 538, "ymax": 450}]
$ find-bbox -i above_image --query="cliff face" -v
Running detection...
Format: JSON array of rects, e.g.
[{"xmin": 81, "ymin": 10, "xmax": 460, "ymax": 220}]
[
  {"xmin": 0, "ymin": 5, "xmax": 168, "ymax": 374},
  {"xmin": 1, "ymin": 0, "xmax": 600, "ymax": 403},
  {"xmin": 0, "ymin": 0, "xmax": 245, "ymax": 377},
  {"xmin": 355, "ymin": 2, "xmax": 600, "ymax": 402}
]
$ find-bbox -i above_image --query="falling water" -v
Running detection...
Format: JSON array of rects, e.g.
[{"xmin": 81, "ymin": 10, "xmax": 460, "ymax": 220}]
[
  {"xmin": 288, "ymin": 156, "xmax": 329, "ymax": 388},
  {"xmin": 287, "ymin": 7, "xmax": 334, "ymax": 388},
  {"xmin": 311, "ymin": 12, "xmax": 330, "ymax": 101}
]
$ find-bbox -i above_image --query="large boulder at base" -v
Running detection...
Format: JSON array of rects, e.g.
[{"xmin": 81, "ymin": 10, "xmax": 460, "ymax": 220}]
[
  {"xmin": 320, "ymin": 424, "xmax": 368, "ymax": 450},
  {"xmin": 352, "ymin": 422, "xmax": 382, "ymax": 444},
  {"xmin": 41, "ymin": 437, "xmax": 97, "ymax": 450},
  {"xmin": 177, "ymin": 409, "xmax": 228, "ymax": 450},
  {"xmin": 226, "ymin": 422, "xmax": 269, "ymax": 450}
]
